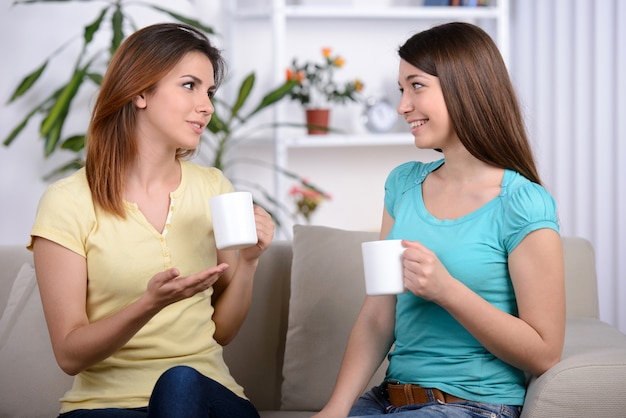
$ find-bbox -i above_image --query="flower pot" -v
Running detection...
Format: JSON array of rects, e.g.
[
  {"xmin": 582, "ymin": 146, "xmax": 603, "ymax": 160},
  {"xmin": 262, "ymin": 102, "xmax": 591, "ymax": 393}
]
[{"xmin": 305, "ymin": 108, "xmax": 330, "ymax": 135}]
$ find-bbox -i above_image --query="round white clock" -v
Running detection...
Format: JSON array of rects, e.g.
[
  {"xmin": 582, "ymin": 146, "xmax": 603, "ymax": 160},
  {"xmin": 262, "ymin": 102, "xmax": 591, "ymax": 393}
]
[{"xmin": 362, "ymin": 97, "xmax": 398, "ymax": 133}]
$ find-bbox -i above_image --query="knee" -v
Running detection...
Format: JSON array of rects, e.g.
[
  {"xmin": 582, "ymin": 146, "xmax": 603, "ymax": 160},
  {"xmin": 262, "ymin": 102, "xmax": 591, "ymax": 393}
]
[{"xmin": 158, "ymin": 365, "xmax": 203, "ymax": 387}]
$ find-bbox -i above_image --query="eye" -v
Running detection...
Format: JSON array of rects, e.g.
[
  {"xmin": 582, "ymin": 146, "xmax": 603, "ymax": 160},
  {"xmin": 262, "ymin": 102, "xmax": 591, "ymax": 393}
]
[
  {"xmin": 412, "ymin": 82, "xmax": 423, "ymax": 90},
  {"xmin": 183, "ymin": 81, "xmax": 195, "ymax": 90},
  {"xmin": 207, "ymin": 89, "xmax": 216, "ymax": 99}
]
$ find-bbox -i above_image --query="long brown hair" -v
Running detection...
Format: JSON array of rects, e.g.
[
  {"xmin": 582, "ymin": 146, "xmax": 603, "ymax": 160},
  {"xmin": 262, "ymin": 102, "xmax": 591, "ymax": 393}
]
[
  {"xmin": 86, "ymin": 23, "xmax": 226, "ymax": 217},
  {"xmin": 399, "ymin": 22, "xmax": 542, "ymax": 184}
]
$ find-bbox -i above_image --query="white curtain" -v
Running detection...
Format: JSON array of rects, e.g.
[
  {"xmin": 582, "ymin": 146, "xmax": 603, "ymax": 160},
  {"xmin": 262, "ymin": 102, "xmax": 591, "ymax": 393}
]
[{"xmin": 510, "ymin": 0, "xmax": 626, "ymax": 331}]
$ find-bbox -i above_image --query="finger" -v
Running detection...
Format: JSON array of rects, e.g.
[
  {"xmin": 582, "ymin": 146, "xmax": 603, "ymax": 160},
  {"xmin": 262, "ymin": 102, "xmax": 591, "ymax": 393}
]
[{"xmin": 154, "ymin": 268, "xmax": 180, "ymax": 285}]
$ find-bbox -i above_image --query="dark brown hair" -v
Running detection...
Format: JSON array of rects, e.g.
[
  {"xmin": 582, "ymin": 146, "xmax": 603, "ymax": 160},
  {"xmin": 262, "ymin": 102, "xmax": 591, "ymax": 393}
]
[
  {"xmin": 399, "ymin": 22, "xmax": 542, "ymax": 184},
  {"xmin": 86, "ymin": 23, "xmax": 226, "ymax": 217}
]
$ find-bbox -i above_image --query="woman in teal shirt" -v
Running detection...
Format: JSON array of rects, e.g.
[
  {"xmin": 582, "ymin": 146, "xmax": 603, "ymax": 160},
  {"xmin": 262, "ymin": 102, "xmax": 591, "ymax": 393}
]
[{"xmin": 315, "ymin": 22, "xmax": 565, "ymax": 418}]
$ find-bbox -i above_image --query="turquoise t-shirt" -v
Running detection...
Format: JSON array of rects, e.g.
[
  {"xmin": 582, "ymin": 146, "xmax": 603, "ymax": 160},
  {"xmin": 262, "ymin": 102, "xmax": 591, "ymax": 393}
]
[{"xmin": 384, "ymin": 159, "xmax": 559, "ymax": 406}]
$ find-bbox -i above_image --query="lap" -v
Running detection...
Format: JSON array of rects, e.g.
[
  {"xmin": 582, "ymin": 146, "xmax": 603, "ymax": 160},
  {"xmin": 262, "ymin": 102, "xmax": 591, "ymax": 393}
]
[
  {"xmin": 58, "ymin": 366, "xmax": 258, "ymax": 418},
  {"xmin": 349, "ymin": 386, "xmax": 521, "ymax": 418}
]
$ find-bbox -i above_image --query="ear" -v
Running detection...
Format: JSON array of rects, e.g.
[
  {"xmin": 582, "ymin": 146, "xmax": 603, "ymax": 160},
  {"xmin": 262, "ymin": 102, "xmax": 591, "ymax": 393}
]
[{"xmin": 133, "ymin": 93, "xmax": 147, "ymax": 109}]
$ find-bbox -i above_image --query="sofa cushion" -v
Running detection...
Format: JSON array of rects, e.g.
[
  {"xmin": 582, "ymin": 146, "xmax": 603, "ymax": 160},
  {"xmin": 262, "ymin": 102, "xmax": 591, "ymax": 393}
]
[
  {"xmin": 522, "ymin": 317, "xmax": 626, "ymax": 417},
  {"xmin": 0, "ymin": 262, "xmax": 73, "ymax": 417},
  {"xmin": 281, "ymin": 225, "xmax": 386, "ymax": 411},
  {"xmin": 222, "ymin": 240, "xmax": 293, "ymax": 411}
]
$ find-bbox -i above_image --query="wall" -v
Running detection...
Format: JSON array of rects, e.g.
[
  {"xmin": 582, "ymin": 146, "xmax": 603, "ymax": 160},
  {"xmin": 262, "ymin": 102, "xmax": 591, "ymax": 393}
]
[
  {"xmin": 0, "ymin": 1, "xmax": 624, "ymax": 332},
  {"xmin": 509, "ymin": 0, "xmax": 625, "ymax": 331}
]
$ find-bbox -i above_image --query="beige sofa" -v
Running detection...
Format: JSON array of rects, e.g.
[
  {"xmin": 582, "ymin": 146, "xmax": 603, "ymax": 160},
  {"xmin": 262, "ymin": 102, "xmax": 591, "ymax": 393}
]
[{"xmin": 2, "ymin": 225, "xmax": 626, "ymax": 417}]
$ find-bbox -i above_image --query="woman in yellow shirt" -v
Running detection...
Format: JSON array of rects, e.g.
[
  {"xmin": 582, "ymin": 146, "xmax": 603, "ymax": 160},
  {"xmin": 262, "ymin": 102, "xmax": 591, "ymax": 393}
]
[{"xmin": 29, "ymin": 23, "xmax": 274, "ymax": 417}]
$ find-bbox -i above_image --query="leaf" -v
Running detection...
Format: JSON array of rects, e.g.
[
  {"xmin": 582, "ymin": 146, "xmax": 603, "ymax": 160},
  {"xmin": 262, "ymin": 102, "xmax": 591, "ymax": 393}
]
[
  {"xmin": 2, "ymin": 114, "xmax": 30, "ymax": 147},
  {"xmin": 44, "ymin": 116, "xmax": 64, "ymax": 156},
  {"xmin": 110, "ymin": 6, "xmax": 124, "ymax": 55},
  {"xmin": 3, "ymin": 84, "xmax": 63, "ymax": 146},
  {"xmin": 207, "ymin": 112, "xmax": 228, "ymax": 134},
  {"xmin": 83, "ymin": 6, "xmax": 108, "ymax": 44},
  {"xmin": 60, "ymin": 135, "xmax": 85, "ymax": 152},
  {"xmin": 231, "ymin": 73, "xmax": 255, "ymax": 118},
  {"xmin": 6, "ymin": 60, "xmax": 48, "ymax": 103},
  {"xmin": 43, "ymin": 158, "xmax": 85, "ymax": 181},
  {"xmin": 39, "ymin": 64, "xmax": 89, "ymax": 139},
  {"xmin": 86, "ymin": 72, "xmax": 103, "ymax": 86},
  {"xmin": 247, "ymin": 79, "xmax": 298, "ymax": 119},
  {"xmin": 147, "ymin": 5, "xmax": 216, "ymax": 34}
]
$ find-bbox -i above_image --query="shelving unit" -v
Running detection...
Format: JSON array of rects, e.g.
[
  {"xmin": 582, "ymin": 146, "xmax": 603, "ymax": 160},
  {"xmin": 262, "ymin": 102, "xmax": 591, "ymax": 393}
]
[{"xmin": 226, "ymin": 0, "xmax": 510, "ymax": 235}]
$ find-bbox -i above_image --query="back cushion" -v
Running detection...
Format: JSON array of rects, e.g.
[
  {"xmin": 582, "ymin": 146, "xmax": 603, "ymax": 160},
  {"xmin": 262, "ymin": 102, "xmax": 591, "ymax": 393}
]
[
  {"xmin": 281, "ymin": 225, "xmax": 386, "ymax": 411},
  {"xmin": 0, "ymin": 263, "xmax": 74, "ymax": 417}
]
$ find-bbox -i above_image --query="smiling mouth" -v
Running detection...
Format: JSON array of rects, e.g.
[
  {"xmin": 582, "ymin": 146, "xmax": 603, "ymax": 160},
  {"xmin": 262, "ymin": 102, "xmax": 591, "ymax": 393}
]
[{"xmin": 410, "ymin": 120, "xmax": 427, "ymax": 128}]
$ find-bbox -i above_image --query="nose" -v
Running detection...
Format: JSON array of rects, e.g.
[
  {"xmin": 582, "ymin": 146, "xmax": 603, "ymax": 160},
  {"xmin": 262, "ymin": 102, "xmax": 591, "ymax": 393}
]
[
  {"xmin": 396, "ymin": 94, "xmax": 412, "ymax": 115},
  {"xmin": 197, "ymin": 95, "xmax": 214, "ymax": 115}
]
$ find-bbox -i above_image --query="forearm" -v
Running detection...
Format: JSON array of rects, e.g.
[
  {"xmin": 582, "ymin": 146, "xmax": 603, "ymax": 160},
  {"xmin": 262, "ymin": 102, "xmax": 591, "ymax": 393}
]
[
  {"xmin": 51, "ymin": 295, "xmax": 160, "ymax": 375},
  {"xmin": 212, "ymin": 257, "xmax": 259, "ymax": 345},
  {"xmin": 321, "ymin": 297, "xmax": 395, "ymax": 416}
]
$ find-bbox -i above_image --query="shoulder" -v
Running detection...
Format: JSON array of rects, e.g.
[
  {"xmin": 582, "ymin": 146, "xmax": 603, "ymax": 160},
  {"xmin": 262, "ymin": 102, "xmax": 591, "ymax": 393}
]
[
  {"xmin": 180, "ymin": 160, "xmax": 234, "ymax": 195},
  {"xmin": 386, "ymin": 159, "xmax": 444, "ymax": 190},
  {"xmin": 40, "ymin": 168, "xmax": 92, "ymax": 208},
  {"xmin": 500, "ymin": 170, "xmax": 560, "ymax": 250},
  {"xmin": 502, "ymin": 171, "xmax": 558, "ymax": 215}
]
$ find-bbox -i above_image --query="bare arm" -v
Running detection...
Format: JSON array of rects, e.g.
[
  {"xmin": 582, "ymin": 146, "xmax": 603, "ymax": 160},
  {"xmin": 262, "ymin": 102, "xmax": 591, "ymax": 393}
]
[
  {"xmin": 402, "ymin": 228, "xmax": 565, "ymax": 376},
  {"xmin": 33, "ymin": 237, "xmax": 228, "ymax": 376},
  {"xmin": 314, "ymin": 209, "xmax": 398, "ymax": 418},
  {"xmin": 211, "ymin": 205, "xmax": 275, "ymax": 345}
]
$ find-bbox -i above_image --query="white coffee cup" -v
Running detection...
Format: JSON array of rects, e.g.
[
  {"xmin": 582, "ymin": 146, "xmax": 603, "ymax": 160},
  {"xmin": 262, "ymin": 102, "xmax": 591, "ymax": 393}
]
[
  {"xmin": 361, "ymin": 239, "xmax": 405, "ymax": 295},
  {"xmin": 209, "ymin": 191, "xmax": 258, "ymax": 250}
]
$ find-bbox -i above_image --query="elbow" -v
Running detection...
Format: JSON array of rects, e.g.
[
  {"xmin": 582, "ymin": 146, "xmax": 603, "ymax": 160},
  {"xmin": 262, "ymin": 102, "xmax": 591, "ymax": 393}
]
[
  {"xmin": 530, "ymin": 350, "xmax": 562, "ymax": 377},
  {"xmin": 57, "ymin": 358, "xmax": 82, "ymax": 376},
  {"xmin": 214, "ymin": 331, "xmax": 235, "ymax": 346},
  {"xmin": 53, "ymin": 349, "xmax": 85, "ymax": 376}
]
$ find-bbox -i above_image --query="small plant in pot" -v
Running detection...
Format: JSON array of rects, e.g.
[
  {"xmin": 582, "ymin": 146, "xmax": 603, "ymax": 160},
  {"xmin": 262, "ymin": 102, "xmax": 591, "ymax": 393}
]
[{"xmin": 286, "ymin": 47, "xmax": 364, "ymax": 134}]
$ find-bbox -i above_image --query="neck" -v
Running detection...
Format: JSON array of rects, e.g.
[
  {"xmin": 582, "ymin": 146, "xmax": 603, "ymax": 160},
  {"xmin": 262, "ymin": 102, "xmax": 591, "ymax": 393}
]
[{"xmin": 438, "ymin": 147, "xmax": 501, "ymax": 184}]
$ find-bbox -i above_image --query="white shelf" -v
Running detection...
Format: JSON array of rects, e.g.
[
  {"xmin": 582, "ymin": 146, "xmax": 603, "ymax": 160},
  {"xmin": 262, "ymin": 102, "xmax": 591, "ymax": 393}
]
[
  {"xmin": 279, "ymin": 132, "xmax": 414, "ymax": 148},
  {"xmin": 283, "ymin": 5, "xmax": 502, "ymax": 19},
  {"xmin": 227, "ymin": 0, "xmax": 510, "ymax": 236},
  {"xmin": 234, "ymin": 5, "xmax": 501, "ymax": 19}
]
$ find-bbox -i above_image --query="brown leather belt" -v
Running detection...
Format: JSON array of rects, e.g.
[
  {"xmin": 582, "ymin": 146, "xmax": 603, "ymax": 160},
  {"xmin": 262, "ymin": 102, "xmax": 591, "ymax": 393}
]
[{"xmin": 386, "ymin": 382, "xmax": 467, "ymax": 406}]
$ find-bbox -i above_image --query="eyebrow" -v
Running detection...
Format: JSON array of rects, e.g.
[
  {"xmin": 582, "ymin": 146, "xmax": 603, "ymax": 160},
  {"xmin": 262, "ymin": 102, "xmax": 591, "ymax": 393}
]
[{"xmin": 405, "ymin": 74, "xmax": 428, "ymax": 82}]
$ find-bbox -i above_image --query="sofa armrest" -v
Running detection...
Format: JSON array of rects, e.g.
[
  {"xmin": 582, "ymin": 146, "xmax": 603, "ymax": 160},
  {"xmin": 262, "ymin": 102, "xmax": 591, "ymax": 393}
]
[{"xmin": 521, "ymin": 317, "xmax": 626, "ymax": 417}]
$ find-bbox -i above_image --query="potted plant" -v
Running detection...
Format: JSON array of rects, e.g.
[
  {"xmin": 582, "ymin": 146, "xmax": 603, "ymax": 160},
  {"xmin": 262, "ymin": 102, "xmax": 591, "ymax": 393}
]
[
  {"xmin": 288, "ymin": 181, "xmax": 332, "ymax": 224},
  {"xmin": 202, "ymin": 72, "xmax": 330, "ymax": 229},
  {"xmin": 286, "ymin": 47, "xmax": 364, "ymax": 134},
  {"xmin": 2, "ymin": 0, "xmax": 329, "ymax": 230},
  {"xmin": 3, "ymin": 0, "xmax": 217, "ymax": 177}
]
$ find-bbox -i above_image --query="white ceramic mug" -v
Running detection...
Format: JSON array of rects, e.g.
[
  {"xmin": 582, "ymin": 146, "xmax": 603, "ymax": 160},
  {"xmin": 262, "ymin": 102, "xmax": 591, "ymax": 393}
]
[
  {"xmin": 361, "ymin": 239, "xmax": 405, "ymax": 295},
  {"xmin": 209, "ymin": 191, "xmax": 258, "ymax": 250}
]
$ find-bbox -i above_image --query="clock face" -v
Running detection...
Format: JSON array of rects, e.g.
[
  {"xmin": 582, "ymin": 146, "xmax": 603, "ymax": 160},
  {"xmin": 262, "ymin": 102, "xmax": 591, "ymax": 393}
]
[{"xmin": 364, "ymin": 98, "xmax": 398, "ymax": 133}]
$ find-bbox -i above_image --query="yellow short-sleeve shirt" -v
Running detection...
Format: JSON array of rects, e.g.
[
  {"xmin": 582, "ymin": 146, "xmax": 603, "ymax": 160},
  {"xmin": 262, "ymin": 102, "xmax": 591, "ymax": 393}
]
[{"xmin": 29, "ymin": 160, "xmax": 245, "ymax": 412}]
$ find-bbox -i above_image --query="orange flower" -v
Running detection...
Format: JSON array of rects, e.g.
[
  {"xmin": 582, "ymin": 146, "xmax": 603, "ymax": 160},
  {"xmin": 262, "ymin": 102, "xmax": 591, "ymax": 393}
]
[
  {"xmin": 333, "ymin": 56, "xmax": 345, "ymax": 68},
  {"xmin": 287, "ymin": 47, "xmax": 364, "ymax": 106}
]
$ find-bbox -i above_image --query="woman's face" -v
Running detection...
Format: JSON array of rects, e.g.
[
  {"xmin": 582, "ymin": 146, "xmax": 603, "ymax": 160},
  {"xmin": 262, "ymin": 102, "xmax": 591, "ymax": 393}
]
[
  {"xmin": 397, "ymin": 59, "xmax": 457, "ymax": 151},
  {"xmin": 134, "ymin": 51, "xmax": 215, "ymax": 152}
]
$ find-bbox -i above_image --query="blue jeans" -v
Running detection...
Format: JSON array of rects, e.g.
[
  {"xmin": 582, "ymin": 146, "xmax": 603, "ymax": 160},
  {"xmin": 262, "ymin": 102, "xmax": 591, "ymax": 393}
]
[
  {"xmin": 349, "ymin": 385, "xmax": 521, "ymax": 418},
  {"xmin": 58, "ymin": 365, "xmax": 259, "ymax": 418}
]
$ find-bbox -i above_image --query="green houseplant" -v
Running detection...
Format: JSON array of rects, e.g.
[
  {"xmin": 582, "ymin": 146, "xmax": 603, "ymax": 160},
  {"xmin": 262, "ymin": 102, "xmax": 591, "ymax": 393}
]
[
  {"xmin": 2, "ymin": 0, "xmax": 329, "ymax": 227},
  {"xmin": 286, "ymin": 47, "xmax": 364, "ymax": 134},
  {"xmin": 3, "ymin": 0, "xmax": 216, "ymax": 175}
]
